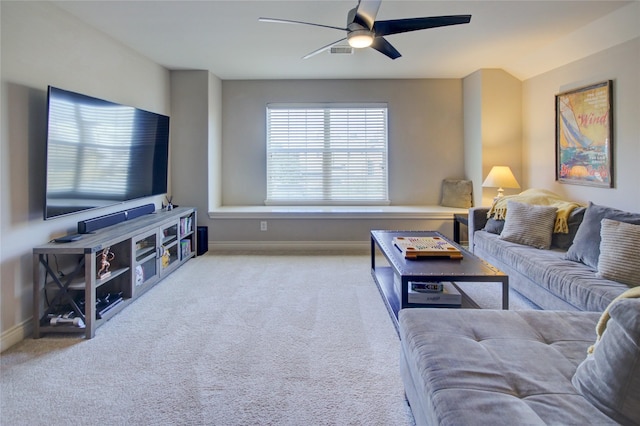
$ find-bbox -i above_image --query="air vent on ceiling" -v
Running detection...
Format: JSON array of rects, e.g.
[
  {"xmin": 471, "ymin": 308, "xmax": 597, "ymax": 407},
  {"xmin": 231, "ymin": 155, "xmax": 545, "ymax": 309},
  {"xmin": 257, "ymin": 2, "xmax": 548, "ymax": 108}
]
[{"xmin": 330, "ymin": 46, "xmax": 353, "ymax": 55}]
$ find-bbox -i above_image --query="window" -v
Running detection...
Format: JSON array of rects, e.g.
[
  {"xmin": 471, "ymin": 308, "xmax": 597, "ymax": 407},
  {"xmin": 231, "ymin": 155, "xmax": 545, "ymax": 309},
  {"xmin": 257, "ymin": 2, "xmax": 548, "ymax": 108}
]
[{"xmin": 266, "ymin": 103, "xmax": 389, "ymax": 205}]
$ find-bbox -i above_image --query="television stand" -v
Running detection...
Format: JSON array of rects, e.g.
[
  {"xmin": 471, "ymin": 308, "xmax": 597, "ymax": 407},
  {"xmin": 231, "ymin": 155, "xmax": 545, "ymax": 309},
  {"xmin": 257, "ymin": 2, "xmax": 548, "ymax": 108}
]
[
  {"xmin": 33, "ymin": 207, "xmax": 197, "ymax": 339},
  {"xmin": 53, "ymin": 234, "xmax": 83, "ymax": 243}
]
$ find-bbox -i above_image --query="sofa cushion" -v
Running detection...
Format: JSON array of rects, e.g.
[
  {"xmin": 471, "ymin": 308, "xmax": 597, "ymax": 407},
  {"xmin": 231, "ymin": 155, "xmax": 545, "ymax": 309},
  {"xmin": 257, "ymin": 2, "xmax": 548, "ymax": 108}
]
[
  {"xmin": 551, "ymin": 206, "xmax": 586, "ymax": 250},
  {"xmin": 566, "ymin": 202, "xmax": 640, "ymax": 270},
  {"xmin": 499, "ymin": 201, "xmax": 557, "ymax": 249},
  {"xmin": 474, "ymin": 230, "xmax": 629, "ymax": 312},
  {"xmin": 399, "ymin": 308, "xmax": 614, "ymax": 425},
  {"xmin": 572, "ymin": 298, "xmax": 640, "ymax": 426},
  {"xmin": 596, "ymin": 219, "xmax": 640, "ymax": 286}
]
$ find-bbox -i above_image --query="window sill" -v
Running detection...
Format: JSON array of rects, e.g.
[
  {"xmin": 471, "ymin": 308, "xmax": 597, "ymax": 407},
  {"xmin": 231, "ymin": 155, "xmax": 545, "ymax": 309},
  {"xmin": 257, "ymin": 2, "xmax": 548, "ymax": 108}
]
[{"xmin": 208, "ymin": 205, "xmax": 468, "ymax": 220}]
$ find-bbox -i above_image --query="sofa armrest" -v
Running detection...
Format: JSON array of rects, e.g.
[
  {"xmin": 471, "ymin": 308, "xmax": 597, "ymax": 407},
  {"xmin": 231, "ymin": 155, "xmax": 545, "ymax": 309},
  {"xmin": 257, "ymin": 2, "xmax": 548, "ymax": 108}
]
[{"xmin": 468, "ymin": 207, "xmax": 490, "ymax": 253}]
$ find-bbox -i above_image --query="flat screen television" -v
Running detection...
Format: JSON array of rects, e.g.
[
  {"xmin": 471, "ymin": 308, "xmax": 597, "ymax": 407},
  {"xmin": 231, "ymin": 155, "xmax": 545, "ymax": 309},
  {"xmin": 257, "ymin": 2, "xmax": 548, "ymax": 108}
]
[{"xmin": 44, "ymin": 86, "xmax": 170, "ymax": 220}]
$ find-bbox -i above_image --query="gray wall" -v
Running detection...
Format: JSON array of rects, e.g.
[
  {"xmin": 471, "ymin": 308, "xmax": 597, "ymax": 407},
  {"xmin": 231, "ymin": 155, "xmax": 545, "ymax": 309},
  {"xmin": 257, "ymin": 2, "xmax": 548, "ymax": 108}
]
[
  {"xmin": 221, "ymin": 79, "xmax": 465, "ymax": 206},
  {"xmin": 0, "ymin": 1, "xmax": 170, "ymax": 349},
  {"xmin": 169, "ymin": 71, "xmax": 222, "ymax": 218},
  {"xmin": 522, "ymin": 37, "xmax": 640, "ymax": 213},
  {"xmin": 198, "ymin": 79, "xmax": 467, "ymax": 244},
  {"xmin": 464, "ymin": 69, "xmax": 523, "ymax": 207}
]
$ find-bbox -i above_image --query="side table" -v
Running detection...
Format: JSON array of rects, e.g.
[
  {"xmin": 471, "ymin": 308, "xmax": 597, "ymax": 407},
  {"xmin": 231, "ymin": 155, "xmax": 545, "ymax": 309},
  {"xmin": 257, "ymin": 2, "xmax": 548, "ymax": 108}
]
[{"xmin": 453, "ymin": 213, "xmax": 469, "ymax": 244}]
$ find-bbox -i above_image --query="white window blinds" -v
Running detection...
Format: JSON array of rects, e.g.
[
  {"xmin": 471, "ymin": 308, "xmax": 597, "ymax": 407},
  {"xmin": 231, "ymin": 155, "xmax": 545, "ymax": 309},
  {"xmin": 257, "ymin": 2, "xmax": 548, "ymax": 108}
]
[{"xmin": 266, "ymin": 103, "xmax": 389, "ymax": 205}]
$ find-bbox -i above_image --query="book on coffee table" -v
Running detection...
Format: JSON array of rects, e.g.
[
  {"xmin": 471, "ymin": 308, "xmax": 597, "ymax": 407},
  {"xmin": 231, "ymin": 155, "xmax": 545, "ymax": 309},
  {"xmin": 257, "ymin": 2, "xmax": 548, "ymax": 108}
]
[
  {"xmin": 392, "ymin": 236, "xmax": 463, "ymax": 259},
  {"xmin": 393, "ymin": 273, "xmax": 462, "ymax": 306},
  {"xmin": 411, "ymin": 282, "xmax": 444, "ymax": 292},
  {"xmin": 407, "ymin": 281, "xmax": 461, "ymax": 306}
]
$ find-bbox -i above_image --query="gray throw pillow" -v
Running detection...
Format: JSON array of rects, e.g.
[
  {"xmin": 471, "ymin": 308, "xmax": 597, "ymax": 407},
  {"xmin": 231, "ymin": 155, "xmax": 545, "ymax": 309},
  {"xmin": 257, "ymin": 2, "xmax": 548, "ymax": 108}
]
[
  {"xmin": 596, "ymin": 219, "xmax": 640, "ymax": 287},
  {"xmin": 499, "ymin": 201, "xmax": 557, "ymax": 249},
  {"xmin": 566, "ymin": 202, "xmax": 640, "ymax": 269},
  {"xmin": 572, "ymin": 298, "xmax": 640, "ymax": 426},
  {"xmin": 551, "ymin": 206, "xmax": 586, "ymax": 250},
  {"xmin": 440, "ymin": 179, "xmax": 473, "ymax": 208},
  {"xmin": 484, "ymin": 218, "xmax": 505, "ymax": 235}
]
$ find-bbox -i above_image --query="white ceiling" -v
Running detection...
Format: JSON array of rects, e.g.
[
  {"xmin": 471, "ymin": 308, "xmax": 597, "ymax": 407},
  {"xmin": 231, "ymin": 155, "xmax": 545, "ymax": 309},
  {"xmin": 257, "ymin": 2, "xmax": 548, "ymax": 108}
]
[{"xmin": 52, "ymin": 0, "xmax": 638, "ymax": 81}]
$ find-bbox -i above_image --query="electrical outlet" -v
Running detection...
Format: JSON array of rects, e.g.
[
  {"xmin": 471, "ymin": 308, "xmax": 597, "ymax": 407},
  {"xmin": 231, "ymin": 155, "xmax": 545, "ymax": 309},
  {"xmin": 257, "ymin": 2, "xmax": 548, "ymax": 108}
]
[{"xmin": 260, "ymin": 221, "xmax": 268, "ymax": 231}]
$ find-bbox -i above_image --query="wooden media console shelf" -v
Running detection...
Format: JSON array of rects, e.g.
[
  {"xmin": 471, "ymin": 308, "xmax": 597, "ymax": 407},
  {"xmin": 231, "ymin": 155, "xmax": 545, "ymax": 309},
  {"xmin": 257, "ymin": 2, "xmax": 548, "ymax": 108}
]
[{"xmin": 33, "ymin": 207, "xmax": 197, "ymax": 339}]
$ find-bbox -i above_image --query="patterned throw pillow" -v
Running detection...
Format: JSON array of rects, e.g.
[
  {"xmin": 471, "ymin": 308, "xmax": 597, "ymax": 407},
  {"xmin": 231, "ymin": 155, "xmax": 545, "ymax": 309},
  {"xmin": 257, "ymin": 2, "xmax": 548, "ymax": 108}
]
[
  {"xmin": 499, "ymin": 201, "xmax": 557, "ymax": 249},
  {"xmin": 596, "ymin": 219, "xmax": 640, "ymax": 286},
  {"xmin": 566, "ymin": 202, "xmax": 640, "ymax": 270}
]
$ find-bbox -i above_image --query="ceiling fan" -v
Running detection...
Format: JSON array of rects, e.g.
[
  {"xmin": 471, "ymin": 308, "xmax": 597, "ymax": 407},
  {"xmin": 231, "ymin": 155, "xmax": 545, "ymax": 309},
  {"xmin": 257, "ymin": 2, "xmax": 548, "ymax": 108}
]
[{"xmin": 259, "ymin": 0, "xmax": 471, "ymax": 60}]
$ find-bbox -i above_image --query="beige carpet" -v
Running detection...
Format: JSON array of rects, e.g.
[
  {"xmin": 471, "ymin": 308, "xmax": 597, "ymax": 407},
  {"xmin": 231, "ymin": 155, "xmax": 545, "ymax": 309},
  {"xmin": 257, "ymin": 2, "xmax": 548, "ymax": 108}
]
[
  {"xmin": 1, "ymin": 252, "xmax": 537, "ymax": 425},
  {"xmin": 1, "ymin": 252, "xmax": 417, "ymax": 425}
]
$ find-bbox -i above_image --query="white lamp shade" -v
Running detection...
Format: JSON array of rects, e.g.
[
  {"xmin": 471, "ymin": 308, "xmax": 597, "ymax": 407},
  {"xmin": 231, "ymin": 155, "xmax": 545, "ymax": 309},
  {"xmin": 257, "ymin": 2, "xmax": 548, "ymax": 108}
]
[{"xmin": 482, "ymin": 166, "xmax": 520, "ymax": 198}]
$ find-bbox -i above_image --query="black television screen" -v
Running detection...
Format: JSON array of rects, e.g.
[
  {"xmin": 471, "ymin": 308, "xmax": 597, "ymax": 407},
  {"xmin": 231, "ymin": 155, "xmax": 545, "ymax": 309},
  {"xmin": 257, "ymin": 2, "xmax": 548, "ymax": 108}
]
[{"xmin": 44, "ymin": 86, "xmax": 169, "ymax": 219}]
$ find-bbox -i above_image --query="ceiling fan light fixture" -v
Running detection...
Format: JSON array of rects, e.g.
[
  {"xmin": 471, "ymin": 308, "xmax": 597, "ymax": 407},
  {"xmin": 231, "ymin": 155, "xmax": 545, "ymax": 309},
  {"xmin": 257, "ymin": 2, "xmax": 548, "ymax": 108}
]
[{"xmin": 347, "ymin": 30, "xmax": 374, "ymax": 48}]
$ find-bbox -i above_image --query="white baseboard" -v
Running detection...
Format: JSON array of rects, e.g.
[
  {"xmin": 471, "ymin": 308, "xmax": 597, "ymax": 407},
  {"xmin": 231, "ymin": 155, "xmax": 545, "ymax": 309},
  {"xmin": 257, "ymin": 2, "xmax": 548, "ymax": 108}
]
[
  {"xmin": 1, "ymin": 319, "xmax": 32, "ymax": 353},
  {"xmin": 209, "ymin": 240, "xmax": 369, "ymax": 253}
]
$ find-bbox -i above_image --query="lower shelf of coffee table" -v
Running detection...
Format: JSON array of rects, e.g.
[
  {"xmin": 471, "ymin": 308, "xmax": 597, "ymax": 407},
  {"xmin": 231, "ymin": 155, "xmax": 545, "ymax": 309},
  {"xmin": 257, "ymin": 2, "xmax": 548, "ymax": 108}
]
[{"xmin": 371, "ymin": 267, "xmax": 479, "ymax": 334}]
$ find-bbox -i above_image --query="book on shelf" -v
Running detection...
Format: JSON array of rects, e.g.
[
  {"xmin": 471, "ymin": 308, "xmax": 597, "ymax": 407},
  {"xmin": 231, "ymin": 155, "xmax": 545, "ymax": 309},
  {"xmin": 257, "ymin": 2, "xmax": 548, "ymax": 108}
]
[
  {"xmin": 180, "ymin": 216, "xmax": 193, "ymax": 236},
  {"xmin": 180, "ymin": 240, "xmax": 191, "ymax": 258},
  {"xmin": 411, "ymin": 282, "xmax": 444, "ymax": 293}
]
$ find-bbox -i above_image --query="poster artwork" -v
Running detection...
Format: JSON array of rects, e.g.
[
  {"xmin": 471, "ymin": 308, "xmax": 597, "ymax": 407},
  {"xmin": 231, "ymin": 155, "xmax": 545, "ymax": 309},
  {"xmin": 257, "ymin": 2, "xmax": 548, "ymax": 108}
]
[{"xmin": 556, "ymin": 80, "xmax": 613, "ymax": 187}]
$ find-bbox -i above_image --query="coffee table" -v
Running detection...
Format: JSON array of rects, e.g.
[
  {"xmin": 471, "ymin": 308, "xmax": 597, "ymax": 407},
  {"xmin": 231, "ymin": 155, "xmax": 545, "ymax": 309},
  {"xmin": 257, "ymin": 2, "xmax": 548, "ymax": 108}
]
[{"xmin": 371, "ymin": 230, "xmax": 509, "ymax": 333}]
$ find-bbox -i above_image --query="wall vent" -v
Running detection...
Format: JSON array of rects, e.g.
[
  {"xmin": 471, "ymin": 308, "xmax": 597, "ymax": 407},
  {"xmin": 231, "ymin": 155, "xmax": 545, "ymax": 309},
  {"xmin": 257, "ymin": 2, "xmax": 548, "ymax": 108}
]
[{"xmin": 330, "ymin": 46, "xmax": 353, "ymax": 55}]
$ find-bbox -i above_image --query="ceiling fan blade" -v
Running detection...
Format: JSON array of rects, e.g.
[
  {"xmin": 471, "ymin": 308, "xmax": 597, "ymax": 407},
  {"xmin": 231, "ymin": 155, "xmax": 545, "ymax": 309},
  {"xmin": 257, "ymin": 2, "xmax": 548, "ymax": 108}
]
[
  {"xmin": 374, "ymin": 15, "xmax": 472, "ymax": 36},
  {"xmin": 370, "ymin": 37, "xmax": 401, "ymax": 60},
  {"xmin": 353, "ymin": 0, "xmax": 381, "ymax": 30},
  {"xmin": 258, "ymin": 17, "xmax": 347, "ymax": 32},
  {"xmin": 302, "ymin": 38, "xmax": 348, "ymax": 59}
]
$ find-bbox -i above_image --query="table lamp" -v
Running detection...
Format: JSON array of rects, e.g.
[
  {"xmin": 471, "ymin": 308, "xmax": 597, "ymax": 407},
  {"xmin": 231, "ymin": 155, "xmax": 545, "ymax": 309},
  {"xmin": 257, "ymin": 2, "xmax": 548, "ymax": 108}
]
[{"xmin": 482, "ymin": 166, "xmax": 520, "ymax": 199}]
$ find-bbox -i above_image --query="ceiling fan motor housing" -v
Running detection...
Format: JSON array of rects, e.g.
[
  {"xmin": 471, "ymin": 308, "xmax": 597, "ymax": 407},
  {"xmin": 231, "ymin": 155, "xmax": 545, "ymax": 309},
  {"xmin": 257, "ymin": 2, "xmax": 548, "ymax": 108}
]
[{"xmin": 347, "ymin": 28, "xmax": 375, "ymax": 48}]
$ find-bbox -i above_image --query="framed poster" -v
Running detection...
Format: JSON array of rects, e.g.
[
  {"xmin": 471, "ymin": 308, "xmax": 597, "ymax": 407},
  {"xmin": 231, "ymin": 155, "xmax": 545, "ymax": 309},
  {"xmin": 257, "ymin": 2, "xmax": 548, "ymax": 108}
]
[{"xmin": 556, "ymin": 80, "xmax": 613, "ymax": 187}]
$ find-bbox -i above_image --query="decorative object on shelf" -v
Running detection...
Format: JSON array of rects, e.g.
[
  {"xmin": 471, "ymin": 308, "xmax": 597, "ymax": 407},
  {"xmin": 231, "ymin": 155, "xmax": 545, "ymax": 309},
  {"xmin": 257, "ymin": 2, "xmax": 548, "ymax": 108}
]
[
  {"xmin": 97, "ymin": 247, "xmax": 115, "ymax": 279},
  {"xmin": 482, "ymin": 166, "xmax": 520, "ymax": 200},
  {"xmin": 135, "ymin": 265, "xmax": 144, "ymax": 286},
  {"xmin": 160, "ymin": 245, "xmax": 170, "ymax": 268},
  {"xmin": 556, "ymin": 80, "xmax": 613, "ymax": 188},
  {"xmin": 164, "ymin": 195, "xmax": 174, "ymax": 211}
]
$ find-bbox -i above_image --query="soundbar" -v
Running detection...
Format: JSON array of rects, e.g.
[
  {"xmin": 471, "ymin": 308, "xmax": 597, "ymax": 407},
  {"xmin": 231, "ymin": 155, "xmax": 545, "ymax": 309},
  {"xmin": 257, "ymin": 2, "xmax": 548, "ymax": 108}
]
[
  {"xmin": 126, "ymin": 203, "xmax": 155, "ymax": 220},
  {"xmin": 77, "ymin": 203, "xmax": 155, "ymax": 234}
]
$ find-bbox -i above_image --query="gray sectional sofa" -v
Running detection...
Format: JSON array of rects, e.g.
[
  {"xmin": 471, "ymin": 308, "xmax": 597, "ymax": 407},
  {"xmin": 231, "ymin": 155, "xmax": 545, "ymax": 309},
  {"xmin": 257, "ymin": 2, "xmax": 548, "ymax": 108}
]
[
  {"xmin": 399, "ymin": 200, "xmax": 640, "ymax": 425},
  {"xmin": 468, "ymin": 202, "xmax": 636, "ymax": 311},
  {"xmin": 399, "ymin": 298, "xmax": 640, "ymax": 425}
]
